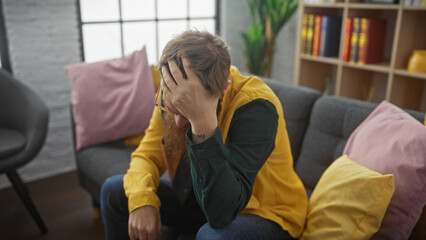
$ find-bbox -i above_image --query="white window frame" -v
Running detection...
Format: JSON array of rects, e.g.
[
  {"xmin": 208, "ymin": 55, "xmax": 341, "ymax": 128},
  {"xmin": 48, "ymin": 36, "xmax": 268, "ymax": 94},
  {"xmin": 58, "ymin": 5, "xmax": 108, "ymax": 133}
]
[{"xmin": 77, "ymin": 0, "xmax": 220, "ymax": 63}]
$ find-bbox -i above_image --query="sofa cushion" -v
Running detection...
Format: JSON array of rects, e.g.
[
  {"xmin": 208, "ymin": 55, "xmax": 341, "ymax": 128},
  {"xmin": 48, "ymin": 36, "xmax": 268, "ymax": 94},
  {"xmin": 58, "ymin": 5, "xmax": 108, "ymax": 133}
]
[
  {"xmin": 343, "ymin": 101, "xmax": 426, "ymax": 240},
  {"xmin": 295, "ymin": 96, "xmax": 425, "ymax": 197},
  {"xmin": 301, "ymin": 155, "xmax": 394, "ymax": 240},
  {"xmin": 124, "ymin": 65, "xmax": 162, "ymax": 147},
  {"xmin": 66, "ymin": 47, "xmax": 155, "ymax": 150},
  {"xmin": 76, "ymin": 140, "xmax": 135, "ymax": 203},
  {"xmin": 263, "ymin": 79, "xmax": 321, "ymax": 163}
]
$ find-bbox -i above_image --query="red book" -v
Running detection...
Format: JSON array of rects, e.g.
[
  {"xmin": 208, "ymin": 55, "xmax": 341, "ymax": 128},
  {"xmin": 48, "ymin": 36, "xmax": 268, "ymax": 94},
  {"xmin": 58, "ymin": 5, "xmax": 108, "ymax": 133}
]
[
  {"xmin": 358, "ymin": 18, "xmax": 386, "ymax": 64},
  {"xmin": 343, "ymin": 18, "xmax": 353, "ymax": 62},
  {"xmin": 312, "ymin": 15, "xmax": 322, "ymax": 57}
]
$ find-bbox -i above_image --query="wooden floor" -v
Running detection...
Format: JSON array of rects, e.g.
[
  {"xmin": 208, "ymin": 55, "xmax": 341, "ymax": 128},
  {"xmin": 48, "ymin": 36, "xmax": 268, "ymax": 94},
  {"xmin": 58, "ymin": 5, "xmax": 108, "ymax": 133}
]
[
  {"xmin": 3, "ymin": 171, "xmax": 425, "ymax": 240},
  {"xmin": 0, "ymin": 171, "xmax": 105, "ymax": 240}
]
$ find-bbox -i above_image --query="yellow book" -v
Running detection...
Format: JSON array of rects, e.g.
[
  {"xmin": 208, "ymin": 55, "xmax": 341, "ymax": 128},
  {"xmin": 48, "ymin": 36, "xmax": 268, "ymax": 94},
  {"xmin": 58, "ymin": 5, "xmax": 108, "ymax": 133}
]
[
  {"xmin": 350, "ymin": 18, "xmax": 360, "ymax": 63},
  {"xmin": 357, "ymin": 18, "xmax": 368, "ymax": 65},
  {"xmin": 306, "ymin": 14, "xmax": 315, "ymax": 55},
  {"xmin": 301, "ymin": 14, "xmax": 308, "ymax": 54}
]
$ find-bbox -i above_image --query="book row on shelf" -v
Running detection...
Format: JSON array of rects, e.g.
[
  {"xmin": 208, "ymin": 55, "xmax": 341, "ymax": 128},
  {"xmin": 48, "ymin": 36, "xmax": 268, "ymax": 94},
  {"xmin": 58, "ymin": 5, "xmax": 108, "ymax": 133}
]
[
  {"xmin": 301, "ymin": 13, "xmax": 387, "ymax": 65},
  {"xmin": 301, "ymin": 14, "xmax": 342, "ymax": 57},
  {"xmin": 344, "ymin": 17, "xmax": 386, "ymax": 64}
]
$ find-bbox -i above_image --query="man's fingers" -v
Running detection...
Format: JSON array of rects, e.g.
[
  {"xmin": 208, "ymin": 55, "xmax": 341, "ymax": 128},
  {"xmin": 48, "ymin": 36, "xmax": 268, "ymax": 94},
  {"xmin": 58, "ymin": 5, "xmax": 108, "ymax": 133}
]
[
  {"xmin": 147, "ymin": 230, "xmax": 156, "ymax": 240},
  {"xmin": 160, "ymin": 79, "xmax": 179, "ymax": 115},
  {"xmin": 161, "ymin": 65, "xmax": 177, "ymax": 93},
  {"xmin": 168, "ymin": 59, "xmax": 185, "ymax": 85},
  {"xmin": 128, "ymin": 226, "xmax": 137, "ymax": 240},
  {"xmin": 182, "ymin": 58, "xmax": 198, "ymax": 80},
  {"xmin": 161, "ymin": 78, "xmax": 171, "ymax": 94},
  {"xmin": 161, "ymin": 78, "xmax": 172, "ymax": 102}
]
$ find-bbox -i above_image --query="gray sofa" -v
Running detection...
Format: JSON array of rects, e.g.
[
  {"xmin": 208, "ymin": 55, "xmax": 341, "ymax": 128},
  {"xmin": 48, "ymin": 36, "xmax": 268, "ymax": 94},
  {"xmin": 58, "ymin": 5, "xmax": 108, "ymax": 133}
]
[{"xmin": 71, "ymin": 79, "xmax": 425, "ymax": 238}]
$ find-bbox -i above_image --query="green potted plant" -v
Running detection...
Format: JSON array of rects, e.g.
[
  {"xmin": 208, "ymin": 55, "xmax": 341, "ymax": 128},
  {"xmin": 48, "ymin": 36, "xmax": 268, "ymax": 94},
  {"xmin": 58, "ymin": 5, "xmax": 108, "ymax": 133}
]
[{"xmin": 241, "ymin": 0, "xmax": 298, "ymax": 77}]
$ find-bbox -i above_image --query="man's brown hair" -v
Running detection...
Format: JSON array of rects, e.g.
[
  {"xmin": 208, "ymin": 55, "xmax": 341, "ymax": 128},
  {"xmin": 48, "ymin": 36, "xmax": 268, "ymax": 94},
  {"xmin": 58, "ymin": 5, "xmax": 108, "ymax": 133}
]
[{"xmin": 159, "ymin": 30, "xmax": 231, "ymax": 97}]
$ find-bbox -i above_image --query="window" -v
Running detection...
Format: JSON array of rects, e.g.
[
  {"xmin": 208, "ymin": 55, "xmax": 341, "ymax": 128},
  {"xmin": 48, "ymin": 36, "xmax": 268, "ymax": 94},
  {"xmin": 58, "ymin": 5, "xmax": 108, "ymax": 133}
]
[
  {"xmin": 0, "ymin": 0, "xmax": 11, "ymax": 73},
  {"xmin": 78, "ymin": 0, "xmax": 219, "ymax": 64}
]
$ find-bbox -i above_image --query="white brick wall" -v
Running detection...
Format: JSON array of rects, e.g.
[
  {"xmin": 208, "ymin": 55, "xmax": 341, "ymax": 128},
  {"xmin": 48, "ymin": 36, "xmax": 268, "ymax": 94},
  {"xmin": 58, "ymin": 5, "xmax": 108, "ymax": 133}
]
[{"xmin": 0, "ymin": 0, "xmax": 80, "ymax": 188}]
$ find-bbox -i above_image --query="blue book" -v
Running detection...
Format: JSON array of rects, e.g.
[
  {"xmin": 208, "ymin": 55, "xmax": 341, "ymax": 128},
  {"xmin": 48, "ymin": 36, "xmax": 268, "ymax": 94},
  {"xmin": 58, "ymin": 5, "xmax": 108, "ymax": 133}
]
[{"xmin": 319, "ymin": 16, "xmax": 342, "ymax": 57}]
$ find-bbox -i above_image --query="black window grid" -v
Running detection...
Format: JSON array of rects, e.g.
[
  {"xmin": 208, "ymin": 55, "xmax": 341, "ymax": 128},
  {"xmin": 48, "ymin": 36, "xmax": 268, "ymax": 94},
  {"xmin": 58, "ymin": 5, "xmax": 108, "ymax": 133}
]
[{"xmin": 76, "ymin": 0, "xmax": 221, "ymax": 62}]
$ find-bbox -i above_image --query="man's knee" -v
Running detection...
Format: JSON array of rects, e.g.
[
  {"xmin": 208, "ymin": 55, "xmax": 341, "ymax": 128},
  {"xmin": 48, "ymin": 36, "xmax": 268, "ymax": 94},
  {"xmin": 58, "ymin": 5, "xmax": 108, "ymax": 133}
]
[
  {"xmin": 101, "ymin": 175, "xmax": 125, "ymax": 206},
  {"xmin": 196, "ymin": 223, "xmax": 227, "ymax": 240}
]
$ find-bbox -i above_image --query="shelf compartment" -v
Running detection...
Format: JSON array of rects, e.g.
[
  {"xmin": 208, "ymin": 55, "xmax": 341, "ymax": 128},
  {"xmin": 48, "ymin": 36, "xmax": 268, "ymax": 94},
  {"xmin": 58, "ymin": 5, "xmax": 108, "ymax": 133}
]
[
  {"xmin": 348, "ymin": 3, "xmax": 400, "ymax": 10},
  {"xmin": 403, "ymin": 6, "xmax": 426, "ymax": 11},
  {"xmin": 298, "ymin": 59, "xmax": 338, "ymax": 94},
  {"xmin": 301, "ymin": 55, "xmax": 340, "ymax": 64},
  {"xmin": 348, "ymin": 0, "xmax": 398, "ymax": 3},
  {"xmin": 303, "ymin": 5, "xmax": 344, "ymax": 16},
  {"xmin": 343, "ymin": 61, "xmax": 390, "ymax": 73},
  {"xmin": 390, "ymin": 75, "xmax": 426, "ymax": 111},
  {"xmin": 304, "ymin": 3, "xmax": 345, "ymax": 8},
  {"xmin": 394, "ymin": 10, "xmax": 426, "ymax": 69},
  {"xmin": 394, "ymin": 69, "xmax": 426, "ymax": 80},
  {"xmin": 346, "ymin": 9, "xmax": 398, "ymax": 64},
  {"xmin": 303, "ymin": 0, "xmax": 346, "ymax": 4},
  {"xmin": 340, "ymin": 67, "xmax": 388, "ymax": 102}
]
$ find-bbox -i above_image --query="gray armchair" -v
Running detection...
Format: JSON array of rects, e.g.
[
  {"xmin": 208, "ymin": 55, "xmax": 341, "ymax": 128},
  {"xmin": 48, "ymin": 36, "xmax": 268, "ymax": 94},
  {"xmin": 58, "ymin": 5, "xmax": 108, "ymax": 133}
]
[{"xmin": 0, "ymin": 69, "xmax": 49, "ymax": 234}]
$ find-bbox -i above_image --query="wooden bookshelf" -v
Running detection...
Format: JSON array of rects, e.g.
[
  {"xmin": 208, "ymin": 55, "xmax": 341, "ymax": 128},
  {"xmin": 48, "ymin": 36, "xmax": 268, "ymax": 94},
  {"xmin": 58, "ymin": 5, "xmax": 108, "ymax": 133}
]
[{"xmin": 294, "ymin": 0, "xmax": 426, "ymax": 112}]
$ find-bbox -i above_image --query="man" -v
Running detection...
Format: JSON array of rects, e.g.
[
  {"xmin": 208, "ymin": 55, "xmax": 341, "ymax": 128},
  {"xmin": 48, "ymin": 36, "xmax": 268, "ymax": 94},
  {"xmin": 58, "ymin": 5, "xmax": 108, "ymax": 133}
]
[{"xmin": 101, "ymin": 30, "xmax": 307, "ymax": 240}]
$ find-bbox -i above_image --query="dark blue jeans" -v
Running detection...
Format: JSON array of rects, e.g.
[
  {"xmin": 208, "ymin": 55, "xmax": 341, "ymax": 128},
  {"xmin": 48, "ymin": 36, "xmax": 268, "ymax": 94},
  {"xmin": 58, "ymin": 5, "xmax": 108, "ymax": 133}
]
[
  {"xmin": 101, "ymin": 174, "xmax": 295, "ymax": 240},
  {"xmin": 196, "ymin": 214, "xmax": 296, "ymax": 240}
]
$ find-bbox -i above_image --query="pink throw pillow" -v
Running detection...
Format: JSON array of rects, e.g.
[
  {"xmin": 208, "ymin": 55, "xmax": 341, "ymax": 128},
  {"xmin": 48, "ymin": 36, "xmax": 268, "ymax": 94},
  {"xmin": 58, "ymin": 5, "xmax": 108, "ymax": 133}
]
[
  {"xmin": 343, "ymin": 101, "xmax": 426, "ymax": 239},
  {"xmin": 66, "ymin": 47, "xmax": 155, "ymax": 150}
]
